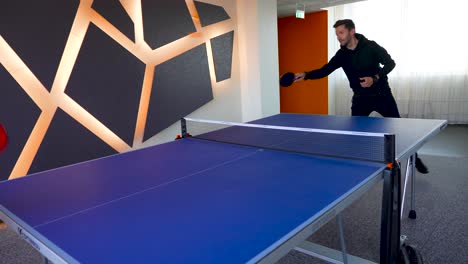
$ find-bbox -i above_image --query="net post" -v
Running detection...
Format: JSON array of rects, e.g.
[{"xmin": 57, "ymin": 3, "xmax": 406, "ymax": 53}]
[
  {"xmin": 180, "ymin": 118, "xmax": 188, "ymax": 138},
  {"xmin": 384, "ymin": 134, "xmax": 396, "ymax": 164},
  {"xmin": 380, "ymin": 133, "xmax": 401, "ymax": 264}
]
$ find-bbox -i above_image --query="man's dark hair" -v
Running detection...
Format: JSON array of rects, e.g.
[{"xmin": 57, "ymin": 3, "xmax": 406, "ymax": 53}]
[{"xmin": 333, "ymin": 19, "xmax": 355, "ymax": 30}]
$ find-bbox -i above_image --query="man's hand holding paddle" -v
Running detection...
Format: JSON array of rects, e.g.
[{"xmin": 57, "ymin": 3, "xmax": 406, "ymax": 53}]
[{"xmin": 279, "ymin": 72, "xmax": 307, "ymax": 87}]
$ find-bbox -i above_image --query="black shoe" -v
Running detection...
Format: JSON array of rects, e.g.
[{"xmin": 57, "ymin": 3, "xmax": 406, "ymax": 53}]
[{"xmin": 415, "ymin": 154, "xmax": 429, "ymax": 174}]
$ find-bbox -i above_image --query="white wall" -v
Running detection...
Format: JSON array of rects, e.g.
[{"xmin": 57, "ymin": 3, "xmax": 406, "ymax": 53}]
[
  {"xmin": 237, "ymin": 0, "xmax": 280, "ymax": 122},
  {"xmin": 257, "ymin": 0, "xmax": 281, "ymax": 119},
  {"xmin": 326, "ymin": 6, "xmax": 339, "ymax": 115},
  {"xmin": 143, "ymin": 0, "xmax": 281, "ymax": 146}
]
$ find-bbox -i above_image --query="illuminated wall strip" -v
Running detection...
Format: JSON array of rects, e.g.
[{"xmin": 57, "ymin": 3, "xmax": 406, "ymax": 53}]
[
  {"xmin": 133, "ymin": 65, "xmax": 155, "ymax": 147},
  {"xmin": 50, "ymin": 7, "xmax": 91, "ymax": 97},
  {"xmin": 9, "ymin": 110, "xmax": 56, "ymax": 179},
  {"xmin": 205, "ymin": 40, "xmax": 217, "ymax": 85},
  {"xmin": 149, "ymin": 19, "xmax": 234, "ymax": 65},
  {"xmin": 186, "ymin": 0, "xmax": 203, "ymax": 32},
  {"xmin": 0, "ymin": 37, "xmax": 50, "ymax": 110},
  {"xmin": 60, "ymin": 95, "xmax": 131, "ymax": 152}
]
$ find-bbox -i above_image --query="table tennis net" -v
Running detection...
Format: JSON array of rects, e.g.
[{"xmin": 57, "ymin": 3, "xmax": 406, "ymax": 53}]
[{"xmin": 182, "ymin": 118, "xmax": 395, "ymax": 163}]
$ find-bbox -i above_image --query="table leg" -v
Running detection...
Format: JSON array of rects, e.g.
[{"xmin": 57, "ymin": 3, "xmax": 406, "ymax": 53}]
[
  {"xmin": 336, "ymin": 214, "xmax": 348, "ymax": 264},
  {"xmin": 401, "ymin": 157, "xmax": 411, "ymax": 219},
  {"xmin": 409, "ymin": 153, "xmax": 417, "ymax": 219}
]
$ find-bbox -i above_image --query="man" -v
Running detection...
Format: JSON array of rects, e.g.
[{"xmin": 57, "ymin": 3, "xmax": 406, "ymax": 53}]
[{"xmin": 294, "ymin": 19, "xmax": 428, "ymax": 173}]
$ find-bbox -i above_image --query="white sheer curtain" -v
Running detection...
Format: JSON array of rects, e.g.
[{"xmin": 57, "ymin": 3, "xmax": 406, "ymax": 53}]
[{"xmin": 327, "ymin": 0, "xmax": 468, "ymax": 123}]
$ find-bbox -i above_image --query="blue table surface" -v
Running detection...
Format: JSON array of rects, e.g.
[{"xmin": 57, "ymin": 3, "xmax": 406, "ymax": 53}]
[{"xmin": 0, "ymin": 114, "xmax": 446, "ymax": 263}]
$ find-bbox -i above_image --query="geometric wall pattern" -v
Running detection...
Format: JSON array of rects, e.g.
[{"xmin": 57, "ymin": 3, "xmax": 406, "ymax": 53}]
[
  {"xmin": 145, "ymin": 43, "xmax": 213, "ymax": 140},
  {"xmin": 195, "ymin": 0, "xmax": 231, "ymax": 27},
  {"xmin": 0, "ymin": 64, "xmax": 42, "ymax": 180},
  {"xmin": 92, "ymin": 0, "xmax": 135, "ymax": 42},
  {"xmin": 0, "ymin": 0, "xmax": 235, "ymax": 180},
  {"xmin": 65, "ymin": 23, "xmax": 145, "ymax": 146},
  {"xmin": 28, "ymin": 108, "xmax": 118, "ymax": 174},
  {"xmin": 142, "ymin": 0, "xmax": 197, "ymax": 49},
  {"xmin": 0, "ymin": 0, "xmax": 80, "ymax": 90},
  {"xmin": 211, "ymin": 31, "xmax": 235, "ymax": 82}
]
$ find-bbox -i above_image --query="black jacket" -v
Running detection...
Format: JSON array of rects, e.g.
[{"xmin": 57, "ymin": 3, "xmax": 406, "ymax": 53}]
[{"xmin": 305, "ymin": 33, "xmax": 395, "ymax": 95}]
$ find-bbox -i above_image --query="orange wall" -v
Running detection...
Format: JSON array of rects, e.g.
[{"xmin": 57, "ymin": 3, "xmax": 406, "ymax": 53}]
[{"xmin": 278, "ymin": 11, "xmax": 328, "ymax": 114}]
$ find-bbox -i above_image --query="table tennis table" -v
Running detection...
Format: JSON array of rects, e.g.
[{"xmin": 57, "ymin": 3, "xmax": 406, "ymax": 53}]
[{"xmin": 0, "ymin": 113, "xmax": 446, "ymax": 264}]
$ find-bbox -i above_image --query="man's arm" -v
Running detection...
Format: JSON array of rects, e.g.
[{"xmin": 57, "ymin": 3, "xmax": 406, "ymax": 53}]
[
  {"xmin": 294, "ymin": 52, "xmax": 342, "ymax": 82},
  {"xmin": 373, "ymin": 42, "xmax": 395, "ymax": 79},
  {"xmin": 360, "ymin": 42, "xmax": 396, "ymax": 88}
]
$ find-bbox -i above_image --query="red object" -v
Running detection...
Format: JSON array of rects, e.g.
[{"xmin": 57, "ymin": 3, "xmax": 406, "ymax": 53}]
[
  {"xmin": 175, "ymin": 134, "xmax": 182, "ymax": 140},
  {"xmin": 0, "ymin": 124, "xmax": 7, "ymax": 152}
]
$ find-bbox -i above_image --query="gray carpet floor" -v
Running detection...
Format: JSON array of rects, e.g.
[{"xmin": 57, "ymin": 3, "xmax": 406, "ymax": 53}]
[{"xmin": 1, "ymin": 125, "xmax": 467, "ymax": 263}]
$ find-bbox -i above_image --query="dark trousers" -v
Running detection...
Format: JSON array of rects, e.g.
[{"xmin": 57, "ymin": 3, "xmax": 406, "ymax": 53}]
[
  {"xmin": 351, "ymin": 92, "xmax": 427, "ymax": 172},
  {"xmin": 351, "ymin": 93, "xmax": 401, "ymax": 118}
]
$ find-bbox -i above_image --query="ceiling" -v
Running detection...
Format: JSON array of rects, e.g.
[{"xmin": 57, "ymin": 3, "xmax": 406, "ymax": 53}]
[{"xmin": 277, "ymin": 0, "xmax": 366, "ymax": 17}]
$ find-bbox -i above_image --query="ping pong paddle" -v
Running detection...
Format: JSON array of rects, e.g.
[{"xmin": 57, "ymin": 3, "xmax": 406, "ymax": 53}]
[
  {"xmin": 0, "ymin": 124, "xmax": 7, "ymax": 152},
  {"xmin": 280, "ymin": 72, "xmax": 295, "ymax": 87}
]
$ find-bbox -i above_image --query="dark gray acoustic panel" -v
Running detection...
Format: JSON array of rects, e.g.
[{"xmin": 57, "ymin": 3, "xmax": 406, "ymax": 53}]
[
  {"xmin": 92, "ymin": 0, "xmax": 135, "ymax": 42},
  {"xmin": 65, "ymin": 24, "xmax": 145, "ymax": 146},
  {"xmin": 141, "ymin": 0, "xmax": 196, "ymax": 49},
  {"xmin": 144, "ymin": 44, "xmax": 213, "ymax": 140},
  {"xmin": 0, "ymin": 0, "xmax": 80, "ymax": 90},
  {"xmin": 29, "ymin": 108, "xmax": 118, "ymax": 174},
  {"xmin": 0, "ymin": 65, "xmax": 42, "ymax": 181},
  {"xmin": 194, "ymin": 1, "xmax": 230, "ymax": 27},
  {"xmin": 211, "ymin": 31, "xmax": 234, "ymax": 82}
]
